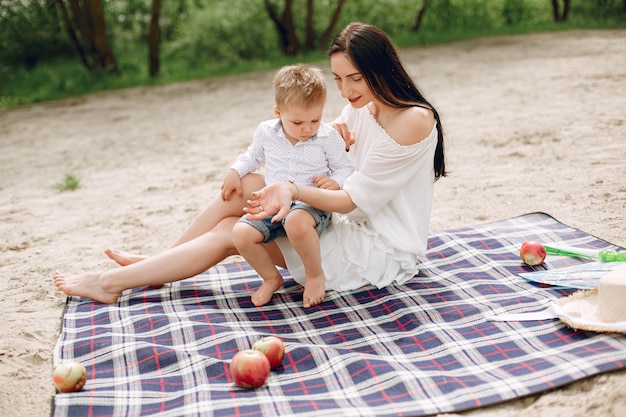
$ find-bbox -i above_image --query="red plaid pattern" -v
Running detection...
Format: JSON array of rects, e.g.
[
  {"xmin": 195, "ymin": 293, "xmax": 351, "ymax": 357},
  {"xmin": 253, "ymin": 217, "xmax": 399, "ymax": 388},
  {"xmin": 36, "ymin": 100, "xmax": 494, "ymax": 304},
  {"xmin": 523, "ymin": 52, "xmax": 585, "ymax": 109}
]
[{"xmin": 53, "ymin": 213, "xmax": 626, "ymax": 417}]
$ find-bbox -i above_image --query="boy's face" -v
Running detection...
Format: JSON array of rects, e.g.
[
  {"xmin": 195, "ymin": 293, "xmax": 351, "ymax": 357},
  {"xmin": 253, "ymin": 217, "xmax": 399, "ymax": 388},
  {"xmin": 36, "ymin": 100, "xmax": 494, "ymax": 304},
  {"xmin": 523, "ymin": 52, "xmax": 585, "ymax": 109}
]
[{"xmin": 274, "ymin": 104, "xmax": 324, "ymax": 144}]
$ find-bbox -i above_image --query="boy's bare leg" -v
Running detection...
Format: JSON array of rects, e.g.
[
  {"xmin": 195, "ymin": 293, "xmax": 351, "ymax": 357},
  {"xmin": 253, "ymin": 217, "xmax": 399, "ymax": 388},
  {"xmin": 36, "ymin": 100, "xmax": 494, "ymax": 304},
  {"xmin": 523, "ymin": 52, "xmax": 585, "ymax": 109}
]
[
  {"xmin": 232, "ymin": 222, "xmax": 284, "ymax": 307},
  {"xmin": 54, "ymin": 217, "xmax": 241, "ymax": 304},
  {"xmin": 284, "ymin": 210, "xmax": 325, "ymax": 308},
  {"xmin": 105, "ymin": 173, "xmax": 267, "ymax": 266}
]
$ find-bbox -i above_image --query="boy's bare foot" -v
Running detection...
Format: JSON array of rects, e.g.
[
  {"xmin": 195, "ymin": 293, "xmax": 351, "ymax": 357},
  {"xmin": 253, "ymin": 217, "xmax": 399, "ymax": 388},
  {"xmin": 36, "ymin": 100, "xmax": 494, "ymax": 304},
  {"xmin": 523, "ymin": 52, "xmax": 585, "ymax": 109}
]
[
  {"xmin": 105, "ymin": 248, "xmax": 147, "ymax": 266},
  {"xmin": 53, "ymin": 271, "xmax": 121, "ymax": 304},
  {"xmin": 251, "ymin": 276, "xmax": 284, "ymax": 307},
  {"xmin": 302, "ymin": 274, "xmax": 325, "ymax": 308}
]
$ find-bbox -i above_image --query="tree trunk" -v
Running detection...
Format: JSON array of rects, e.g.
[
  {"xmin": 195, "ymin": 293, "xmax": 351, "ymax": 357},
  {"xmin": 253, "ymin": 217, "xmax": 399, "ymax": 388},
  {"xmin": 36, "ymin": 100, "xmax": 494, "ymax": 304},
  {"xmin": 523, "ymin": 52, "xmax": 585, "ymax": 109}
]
[
  {"xmin": 87, "ymin": 0, "xmax": 119, "ymax": 73},
  {"xmin": 56, "ymin": 0, "xmax": 120, "ymax": 74},
  {"xmin": 55, "ymin": 0, "xmax": 92, "ymax": 70},
  {"xmin": 67, "ymin": 0, "xmax": 95, "ymax": 55},
  {"xmin": 264, "ymin": 0, "xmax": 290, "ymax": 55},
  {"xmin": 410, "ymin": 0, "xmax": 431, "ymax": 32},
  {"xmin": 282, "ymin": 0, "xmax": 298, "ymax": 55},
  {"xmin": 265, "ymin": 0, "xmax": 346, "ymax": 56},
  {"xmin": 317, "ymin": 0, "xmax": 346, "ymax": 51},
  {"xmin": 562, "ymin": 0, "xmax": 570, "ymax": 21},
  {"xmin": 551, "ymin": 0, "xmax": 570, "ymax": 22},
  {"xmin": 305, "ymin": 0, "xmax": 314, "ymax": 51},
  {"xmin": 149, "ymin": 0, "xmax": 162, "ymax": 78}
]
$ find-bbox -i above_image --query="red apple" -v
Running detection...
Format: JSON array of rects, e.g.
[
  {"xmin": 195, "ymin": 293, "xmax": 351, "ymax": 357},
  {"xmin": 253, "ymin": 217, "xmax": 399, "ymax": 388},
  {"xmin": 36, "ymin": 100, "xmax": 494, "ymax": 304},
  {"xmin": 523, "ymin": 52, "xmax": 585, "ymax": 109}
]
[
  {"xmin": 230, "ymin": 349, "xmax": 271, "ymax": 389},
  {"xmin": 251, "ymin": 336, "xmax": 285, "ymax": 369},
  {"xmin": 53, "ymin": 361, "xmax": 87, "ymax": 393},
  {"xmin": 520, "ymin": 241, "xmax": 547, "ymax": 266}
]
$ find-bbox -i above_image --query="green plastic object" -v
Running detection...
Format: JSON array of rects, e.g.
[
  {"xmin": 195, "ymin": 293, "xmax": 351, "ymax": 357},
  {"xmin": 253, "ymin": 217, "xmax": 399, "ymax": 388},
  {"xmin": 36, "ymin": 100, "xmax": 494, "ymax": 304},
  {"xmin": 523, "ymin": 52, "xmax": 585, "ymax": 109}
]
[
  {"xmin": 543, "ymin": 244, "xmax": 626, "ymax": 263},
  {"xmin": 598, "ymin": 249, "xmax": 626, "ymax": 262}
]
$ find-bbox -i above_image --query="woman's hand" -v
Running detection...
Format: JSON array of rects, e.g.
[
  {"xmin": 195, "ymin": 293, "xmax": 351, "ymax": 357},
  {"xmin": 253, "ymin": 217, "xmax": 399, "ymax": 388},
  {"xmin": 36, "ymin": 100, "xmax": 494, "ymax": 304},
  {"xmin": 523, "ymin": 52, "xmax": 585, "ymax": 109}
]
[
  {"xmin": 244, "ymin": 181, "xmax": 296, "ymax": 222},
  {"xmin": 332, "ymin": 122, "xmax": 355, "ymax": 151}
]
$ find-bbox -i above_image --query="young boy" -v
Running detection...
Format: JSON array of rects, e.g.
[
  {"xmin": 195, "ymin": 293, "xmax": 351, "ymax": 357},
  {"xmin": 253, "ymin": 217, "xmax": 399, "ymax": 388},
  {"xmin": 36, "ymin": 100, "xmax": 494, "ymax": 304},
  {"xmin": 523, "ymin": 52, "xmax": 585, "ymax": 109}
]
[{"xmin": 222, "ymin": 64, "xmax": 353, "ymax": 308}]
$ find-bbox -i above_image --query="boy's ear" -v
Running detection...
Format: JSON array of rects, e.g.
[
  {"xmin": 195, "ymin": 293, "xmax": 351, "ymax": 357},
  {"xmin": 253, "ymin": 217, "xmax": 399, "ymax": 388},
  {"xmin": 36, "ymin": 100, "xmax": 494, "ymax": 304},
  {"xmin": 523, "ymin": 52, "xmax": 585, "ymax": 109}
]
[{"xmin": 273, "ymin": 105, "xmax": 281, "ymax": 119}]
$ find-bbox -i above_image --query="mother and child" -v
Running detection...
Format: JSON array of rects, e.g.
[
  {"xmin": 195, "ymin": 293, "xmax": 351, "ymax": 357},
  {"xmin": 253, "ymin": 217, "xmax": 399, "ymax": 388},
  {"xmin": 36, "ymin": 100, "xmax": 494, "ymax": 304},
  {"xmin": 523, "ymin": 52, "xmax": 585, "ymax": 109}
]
[{"xmin": 53, "ymin": 22, "xmax": 447, "ymax": 309}]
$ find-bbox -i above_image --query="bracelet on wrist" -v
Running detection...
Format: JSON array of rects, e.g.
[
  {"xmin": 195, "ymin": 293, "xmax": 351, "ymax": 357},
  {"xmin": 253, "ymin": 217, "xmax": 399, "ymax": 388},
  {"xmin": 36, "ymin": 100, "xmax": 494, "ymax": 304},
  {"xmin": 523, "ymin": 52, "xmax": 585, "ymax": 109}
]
[{"xmin": 287, "ymin": 179, "xmax": 300, "ymax": 201}]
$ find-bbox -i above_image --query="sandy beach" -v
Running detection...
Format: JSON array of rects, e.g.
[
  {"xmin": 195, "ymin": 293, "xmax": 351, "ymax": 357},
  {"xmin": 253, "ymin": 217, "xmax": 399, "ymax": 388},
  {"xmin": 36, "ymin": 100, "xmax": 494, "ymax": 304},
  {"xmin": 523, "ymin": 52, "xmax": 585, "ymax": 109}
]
[{"xmin": 0, "ymin": 29, "xmax": 624, "ymax": 417}]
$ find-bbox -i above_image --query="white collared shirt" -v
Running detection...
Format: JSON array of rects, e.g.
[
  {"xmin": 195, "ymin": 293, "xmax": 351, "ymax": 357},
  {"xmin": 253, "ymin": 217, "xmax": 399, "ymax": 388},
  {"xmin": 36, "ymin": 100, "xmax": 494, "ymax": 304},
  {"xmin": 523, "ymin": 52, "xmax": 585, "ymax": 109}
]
[{"xmin": 230, "ymin": 119, "xmax": 353, "ymax": 187}]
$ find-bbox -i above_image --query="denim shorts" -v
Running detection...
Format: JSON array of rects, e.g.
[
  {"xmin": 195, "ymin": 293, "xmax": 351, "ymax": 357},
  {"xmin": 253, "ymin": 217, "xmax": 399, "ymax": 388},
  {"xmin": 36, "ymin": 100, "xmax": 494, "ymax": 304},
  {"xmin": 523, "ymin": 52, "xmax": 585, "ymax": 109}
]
[{"xmin": 238, "ymin": 202, "xmax": 332, "ymax": 243}]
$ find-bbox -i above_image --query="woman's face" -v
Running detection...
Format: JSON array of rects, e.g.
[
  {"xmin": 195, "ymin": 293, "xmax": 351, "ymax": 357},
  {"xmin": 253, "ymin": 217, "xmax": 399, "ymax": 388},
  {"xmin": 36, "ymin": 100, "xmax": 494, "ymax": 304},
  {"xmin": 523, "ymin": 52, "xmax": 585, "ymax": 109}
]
[{"xmin": 330, "ymin": 53, "xmax": 373, "ymax": 108}]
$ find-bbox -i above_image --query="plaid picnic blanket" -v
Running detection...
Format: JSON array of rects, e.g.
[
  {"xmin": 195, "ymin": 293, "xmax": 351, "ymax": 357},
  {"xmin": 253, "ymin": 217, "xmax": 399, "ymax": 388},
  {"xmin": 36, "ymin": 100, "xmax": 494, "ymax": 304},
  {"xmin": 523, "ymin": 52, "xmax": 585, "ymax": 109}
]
[{"xmin": 53, "ymin": 213, "xmax": 626, "ymax": 417}]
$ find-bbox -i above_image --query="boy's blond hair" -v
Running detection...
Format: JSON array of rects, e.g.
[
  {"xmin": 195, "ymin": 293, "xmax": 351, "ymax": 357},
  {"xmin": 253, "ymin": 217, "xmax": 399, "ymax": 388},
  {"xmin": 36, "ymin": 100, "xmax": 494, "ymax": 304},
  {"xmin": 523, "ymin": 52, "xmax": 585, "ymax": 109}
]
[{"xmin": 273, "ymin": 64, "xmax": 326, "ymax": 109}]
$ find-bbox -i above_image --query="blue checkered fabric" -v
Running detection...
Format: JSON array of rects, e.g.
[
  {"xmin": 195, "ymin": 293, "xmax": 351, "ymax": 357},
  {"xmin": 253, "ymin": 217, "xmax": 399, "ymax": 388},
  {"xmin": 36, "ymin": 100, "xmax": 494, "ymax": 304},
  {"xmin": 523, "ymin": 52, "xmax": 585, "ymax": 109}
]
[{"xmin": 53, "ymin": 213, "xmax": 626, "ymax": 417}]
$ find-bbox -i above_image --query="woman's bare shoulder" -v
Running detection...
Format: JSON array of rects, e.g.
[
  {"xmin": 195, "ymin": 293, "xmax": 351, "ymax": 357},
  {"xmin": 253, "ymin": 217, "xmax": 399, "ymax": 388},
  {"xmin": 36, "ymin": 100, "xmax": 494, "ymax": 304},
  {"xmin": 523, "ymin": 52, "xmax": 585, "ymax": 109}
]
[{"xmin": 390, "ymin": 106, "xmax": 436, "ymax": 146}]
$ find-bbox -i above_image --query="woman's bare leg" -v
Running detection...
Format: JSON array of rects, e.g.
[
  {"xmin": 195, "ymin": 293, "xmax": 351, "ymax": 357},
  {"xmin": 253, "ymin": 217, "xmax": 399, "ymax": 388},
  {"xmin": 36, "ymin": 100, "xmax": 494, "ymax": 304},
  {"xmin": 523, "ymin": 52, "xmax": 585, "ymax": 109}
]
[
  {"xmin": 54, "ymin": 217, "xmax": 241, "ymax": 304},
  {"xmin": 104, "ymin": 248, "xmax": 146, "ymax": 266},
  {"xmin": 105, "ymin": 174, "xmax": 267, "ymax": 266},
  {"xmin": 172, "ymin": 173, "xmax": 267, "ymax": 246}
]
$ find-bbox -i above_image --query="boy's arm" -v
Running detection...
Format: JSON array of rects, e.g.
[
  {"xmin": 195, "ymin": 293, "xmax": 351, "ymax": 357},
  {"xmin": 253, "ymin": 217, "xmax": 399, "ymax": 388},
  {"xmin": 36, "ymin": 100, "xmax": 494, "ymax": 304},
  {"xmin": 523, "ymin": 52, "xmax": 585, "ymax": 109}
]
[
  {"xmin": 223, "ymin": 122, "xmax": 268, "ymax": 200},
  {"xmin": 230, "ymin": 123, "xmax": 266, "ymax": 179},
  {"xmin": 311, "ymin": 174, "xmax": 339, "ymax": 190}
]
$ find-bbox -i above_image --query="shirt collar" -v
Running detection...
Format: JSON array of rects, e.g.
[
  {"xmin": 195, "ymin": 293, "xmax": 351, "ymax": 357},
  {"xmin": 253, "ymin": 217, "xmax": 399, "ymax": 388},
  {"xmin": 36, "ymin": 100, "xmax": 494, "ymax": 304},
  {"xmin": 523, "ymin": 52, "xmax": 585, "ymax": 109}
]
[{"xmin": 272, "ymin": 118, "xmax": 320, "ymax": 142}]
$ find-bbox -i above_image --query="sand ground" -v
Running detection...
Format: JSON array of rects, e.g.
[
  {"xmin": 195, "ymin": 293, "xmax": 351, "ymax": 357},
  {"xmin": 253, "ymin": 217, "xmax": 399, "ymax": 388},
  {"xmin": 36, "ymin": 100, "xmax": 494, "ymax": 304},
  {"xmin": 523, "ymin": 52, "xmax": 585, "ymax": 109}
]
[{"xmin": 0, "ymin": 30, "xmax": 624, "ymax": 417}]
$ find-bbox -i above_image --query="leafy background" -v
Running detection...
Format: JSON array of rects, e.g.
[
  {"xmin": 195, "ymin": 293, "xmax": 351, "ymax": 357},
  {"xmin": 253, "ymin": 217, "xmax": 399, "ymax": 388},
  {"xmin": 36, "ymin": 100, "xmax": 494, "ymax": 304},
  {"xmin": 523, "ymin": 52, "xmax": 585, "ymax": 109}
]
[{"xmin": 0, "ymin": 0, "xmax": 624, "ymax": 107}]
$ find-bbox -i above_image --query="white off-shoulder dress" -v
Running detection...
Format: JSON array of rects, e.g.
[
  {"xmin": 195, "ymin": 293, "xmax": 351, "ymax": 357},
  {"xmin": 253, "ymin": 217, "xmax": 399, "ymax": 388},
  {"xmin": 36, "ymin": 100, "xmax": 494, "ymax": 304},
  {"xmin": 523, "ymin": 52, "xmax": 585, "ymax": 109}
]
[{"xmin": 276, "ymin": 104, "xmax": 438, "ymax": 291}]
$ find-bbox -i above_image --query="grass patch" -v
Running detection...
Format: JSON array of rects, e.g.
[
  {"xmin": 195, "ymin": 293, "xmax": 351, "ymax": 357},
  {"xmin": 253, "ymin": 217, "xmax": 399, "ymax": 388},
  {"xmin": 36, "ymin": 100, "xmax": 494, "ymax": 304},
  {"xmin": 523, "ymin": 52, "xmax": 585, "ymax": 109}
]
[{"xmin": 54, "ymin": 173, "xmax": 81, "ymax": 192}]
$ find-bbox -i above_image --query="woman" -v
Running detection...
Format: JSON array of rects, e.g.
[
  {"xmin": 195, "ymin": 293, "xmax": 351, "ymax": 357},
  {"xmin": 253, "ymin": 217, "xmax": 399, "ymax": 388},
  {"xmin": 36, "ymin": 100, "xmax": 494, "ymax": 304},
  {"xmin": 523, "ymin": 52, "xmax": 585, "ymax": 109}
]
[
  {"xmin": 53, "ymin": 22, "xmax": 446, "ymax": 305},
  {"xmin": 246, "ymin": 22, "xmax": 445, "ymax": 291}
]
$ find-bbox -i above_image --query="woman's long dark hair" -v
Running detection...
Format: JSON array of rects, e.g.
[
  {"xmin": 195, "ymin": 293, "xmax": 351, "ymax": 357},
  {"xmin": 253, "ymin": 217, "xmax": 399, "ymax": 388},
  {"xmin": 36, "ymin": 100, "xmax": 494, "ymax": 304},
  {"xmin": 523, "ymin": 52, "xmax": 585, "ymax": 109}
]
[{"xmin": 328, "ymin": 22, "xmax": 447, "ymax": 180}]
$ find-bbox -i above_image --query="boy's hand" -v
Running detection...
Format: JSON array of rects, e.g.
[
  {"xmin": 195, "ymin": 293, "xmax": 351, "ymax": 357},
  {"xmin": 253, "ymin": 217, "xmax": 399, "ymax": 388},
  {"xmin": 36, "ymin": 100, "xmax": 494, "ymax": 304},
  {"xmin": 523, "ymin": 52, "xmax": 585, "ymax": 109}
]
[
  {"xmin": 220, "ymin": 169, "xmax": 243, "ymax": 201},
  {"xmin": 312, "ymin": 175, "xmax": 339, "ymax": 190}
]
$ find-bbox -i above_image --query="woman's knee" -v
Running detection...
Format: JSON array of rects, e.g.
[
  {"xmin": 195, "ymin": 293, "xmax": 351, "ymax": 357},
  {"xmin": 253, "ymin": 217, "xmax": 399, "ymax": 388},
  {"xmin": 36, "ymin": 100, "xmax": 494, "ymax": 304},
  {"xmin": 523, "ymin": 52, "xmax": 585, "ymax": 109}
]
[{"xmin": 240, "ymin": 173, "xmax": 266, "ymax": 199}]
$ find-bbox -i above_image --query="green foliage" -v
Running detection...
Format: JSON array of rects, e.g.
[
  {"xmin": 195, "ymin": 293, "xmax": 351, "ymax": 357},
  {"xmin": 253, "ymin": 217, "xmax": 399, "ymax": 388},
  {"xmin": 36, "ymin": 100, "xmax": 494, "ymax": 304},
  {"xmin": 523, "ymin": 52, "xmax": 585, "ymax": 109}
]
[
  {"xmin": 1, "ymin": 0, "xmax": 624, "ymax": 109},
  {"xmin": 54, "ymin": 173, "xmax": 81, "ymax": 192},
  {"xmin": 335, "ymin": 0, "xmax": 546, "ymax": 35},
  {"xmin": 104, "ymin": 0, "xmax": 189, "ymax": 42},
  {"xmin": 0, "ymin": 0, "xmax": 73, "ymax": 67},
  {"xmin": 502, "ymin": 0, "xmax": 533, "ymax": 25},
  {"xmin": 166, "ymin": 1, "xmax": 280, "ymax": 70}
]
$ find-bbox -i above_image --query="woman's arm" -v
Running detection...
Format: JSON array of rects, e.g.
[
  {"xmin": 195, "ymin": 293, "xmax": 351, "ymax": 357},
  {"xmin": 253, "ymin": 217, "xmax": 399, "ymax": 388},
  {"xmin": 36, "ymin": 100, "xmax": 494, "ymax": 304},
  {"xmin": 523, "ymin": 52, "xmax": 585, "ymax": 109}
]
[{"xmin": 245, "ymin": 181, "xmax": 357, "ymax": 222}]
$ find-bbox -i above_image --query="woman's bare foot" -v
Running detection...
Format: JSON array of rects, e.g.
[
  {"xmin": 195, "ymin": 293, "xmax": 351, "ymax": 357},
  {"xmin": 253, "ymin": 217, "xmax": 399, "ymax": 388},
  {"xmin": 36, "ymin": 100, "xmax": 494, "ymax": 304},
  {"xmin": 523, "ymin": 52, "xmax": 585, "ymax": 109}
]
[
  {"xmin": 302, "ymin": 274, "xmax": 325, "ymax": 308},
  {"xmin": 105, "ymin": 248, "xmax": 164, "ymax": 290},
  {"xmin": 251, "ymin": 276, "xmax": 284, "ymax": 307},
  {"xmin": 53, "ymin": 271, "xmax": 121, "ymax": 304},
  {"xmin": 105, "ymin": 248, "xmax": 147, "ymax": 266}
]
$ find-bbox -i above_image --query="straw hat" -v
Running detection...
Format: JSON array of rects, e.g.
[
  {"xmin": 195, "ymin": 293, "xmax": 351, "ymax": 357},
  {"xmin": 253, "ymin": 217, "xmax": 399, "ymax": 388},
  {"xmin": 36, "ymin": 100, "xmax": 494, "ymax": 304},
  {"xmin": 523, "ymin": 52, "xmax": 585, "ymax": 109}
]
[{"xmin": 554, "ymin": 265, "xmax": 626, "ymax": 333}]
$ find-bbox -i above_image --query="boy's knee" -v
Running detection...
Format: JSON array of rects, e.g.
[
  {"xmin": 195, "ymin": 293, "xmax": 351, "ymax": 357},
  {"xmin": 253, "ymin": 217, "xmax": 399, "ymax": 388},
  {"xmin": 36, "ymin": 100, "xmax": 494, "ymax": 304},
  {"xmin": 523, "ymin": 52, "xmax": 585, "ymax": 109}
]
[
  {"xmin": 232, "ymin": 222, "xmax": 260, "ymax": 249},
  {"xmin": 284, "ymin": 210, "xmax": 315, "ymax": 234}
]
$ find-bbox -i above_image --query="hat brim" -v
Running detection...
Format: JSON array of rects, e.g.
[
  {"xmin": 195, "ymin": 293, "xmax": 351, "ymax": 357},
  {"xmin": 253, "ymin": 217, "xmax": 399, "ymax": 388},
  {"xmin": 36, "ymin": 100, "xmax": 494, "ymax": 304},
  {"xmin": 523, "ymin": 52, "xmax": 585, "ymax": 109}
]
[{"xmin": 554, "ymin": 290, "xmax": 626, "ymax": 333}]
